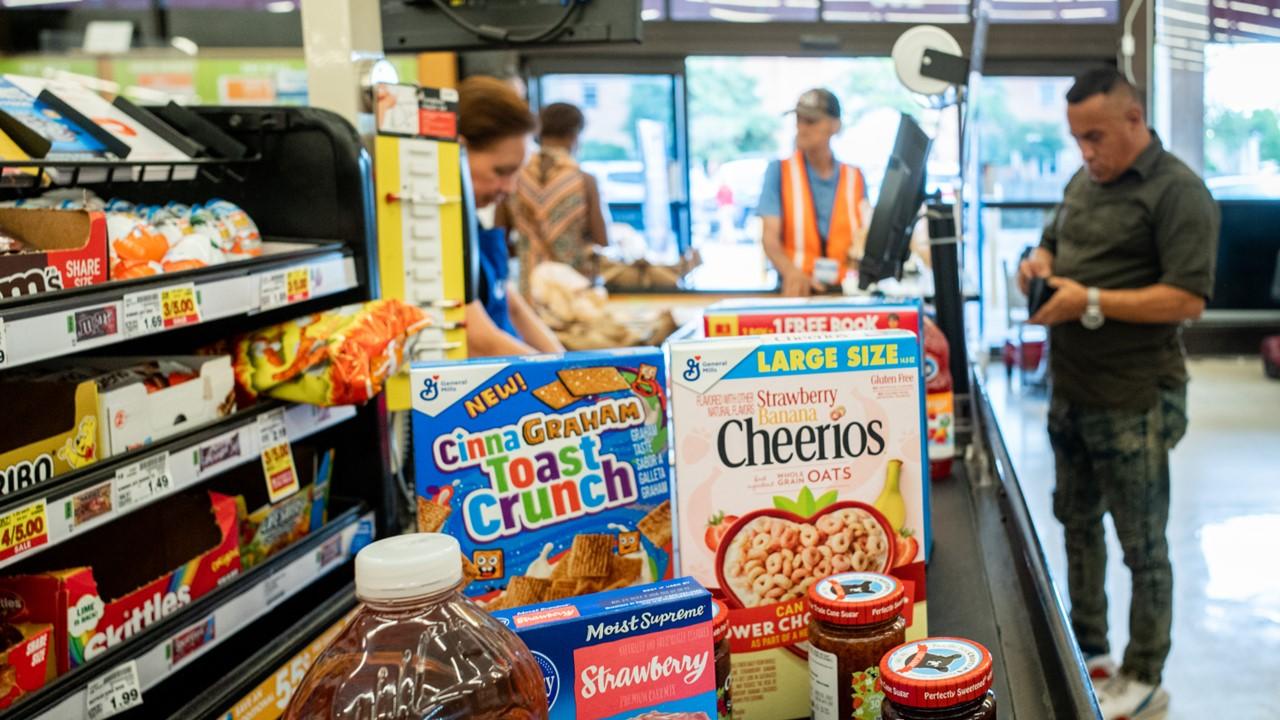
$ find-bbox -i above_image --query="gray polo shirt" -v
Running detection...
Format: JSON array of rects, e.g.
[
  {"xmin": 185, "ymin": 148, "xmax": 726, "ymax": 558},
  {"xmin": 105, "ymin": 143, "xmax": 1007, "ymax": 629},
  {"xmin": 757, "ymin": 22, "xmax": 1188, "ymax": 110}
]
[{"xmin": 1040, "ymin": 134, "xmax": 1218, "ymax": 411}]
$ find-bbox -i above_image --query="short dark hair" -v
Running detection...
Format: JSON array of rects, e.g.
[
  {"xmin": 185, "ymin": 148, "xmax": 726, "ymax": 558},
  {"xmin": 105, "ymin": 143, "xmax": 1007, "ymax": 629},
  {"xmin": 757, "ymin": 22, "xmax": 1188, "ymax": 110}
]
[
  {"xmin": 539, "ymin": 102, "xmax": 585, "ymax": 141},
  {"xmin": 1066, "ymin": 67, "xmax": 1137, "ymax": 105},
  {"xmin": 458, "ymin": 75, "xmax": 537, "ymax": 151}
]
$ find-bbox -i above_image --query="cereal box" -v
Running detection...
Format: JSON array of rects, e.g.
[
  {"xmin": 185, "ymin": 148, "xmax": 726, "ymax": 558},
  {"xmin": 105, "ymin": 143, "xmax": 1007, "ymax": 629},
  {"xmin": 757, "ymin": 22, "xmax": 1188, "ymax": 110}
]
[
  {"xmin": 491, "ymin": 577, "xmax": 717, "ymax": 720},
  {"xmin": 702, "ymin": 297, "xmax": 955, "ymax": 481},
  {"xmin": 411, "ymin": 349, "xmax": 673, "ymax": 611},
  {"xmin": 668, "ymin": 332, "xmax": 930, "ymax": 720}
]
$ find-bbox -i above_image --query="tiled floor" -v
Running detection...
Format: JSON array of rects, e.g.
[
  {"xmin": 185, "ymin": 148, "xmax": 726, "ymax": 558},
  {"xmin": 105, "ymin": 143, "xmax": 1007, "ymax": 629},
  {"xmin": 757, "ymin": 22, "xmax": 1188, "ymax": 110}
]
[{"xmin": 983, "ymin": 356, "xmax": 1280, "ymax": 719}]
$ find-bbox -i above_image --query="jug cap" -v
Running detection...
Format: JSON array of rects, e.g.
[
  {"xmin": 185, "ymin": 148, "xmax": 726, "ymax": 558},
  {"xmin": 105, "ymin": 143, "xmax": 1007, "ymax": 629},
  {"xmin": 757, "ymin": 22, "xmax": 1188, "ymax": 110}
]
[{"xmin": 356, "ymin": 533, "xmax": 463, "ymax": 601}]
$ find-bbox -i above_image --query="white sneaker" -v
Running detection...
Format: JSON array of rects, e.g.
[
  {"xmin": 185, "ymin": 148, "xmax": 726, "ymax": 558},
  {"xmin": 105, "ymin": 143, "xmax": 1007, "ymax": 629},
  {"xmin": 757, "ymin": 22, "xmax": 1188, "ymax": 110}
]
[
  {"xmin": 1085, "ymin": 654, "xmax": 1118, "ymax": 687},
  {"xmin": 1096, "ymin": 675, "xmax": 1169, "ymax": 720}
]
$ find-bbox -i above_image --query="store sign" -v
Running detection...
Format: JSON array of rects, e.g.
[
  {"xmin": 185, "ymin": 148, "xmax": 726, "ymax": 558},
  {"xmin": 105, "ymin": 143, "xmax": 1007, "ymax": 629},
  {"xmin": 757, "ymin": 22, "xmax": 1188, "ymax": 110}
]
[
  {"xmin": 85, "ymin": 660, "xmax": 142, "ymax": 720},
  {"xmin": 258, "ymin": 409, "xmax": 299, "ymax": 503},
  {"xmin": 0, "ymin": 499, "xmax": 48, "ymax": 563}
]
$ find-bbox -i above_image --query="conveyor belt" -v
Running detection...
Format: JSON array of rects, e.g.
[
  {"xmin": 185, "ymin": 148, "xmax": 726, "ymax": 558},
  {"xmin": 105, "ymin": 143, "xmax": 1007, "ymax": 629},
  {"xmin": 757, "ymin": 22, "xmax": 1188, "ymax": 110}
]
[{"xmin": 926, "ymin": 380, "xmax": 1101, "ymax": 718}]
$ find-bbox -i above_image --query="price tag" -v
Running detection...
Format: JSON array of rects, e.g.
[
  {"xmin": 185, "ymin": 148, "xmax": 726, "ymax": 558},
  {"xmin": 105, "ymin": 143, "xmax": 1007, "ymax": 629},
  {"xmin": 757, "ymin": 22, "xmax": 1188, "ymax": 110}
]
[
  {"xmin": 258, "ymin": 409, "xmax": 299, "ymax": 503},
  {"xmin": 160, "ymin": 283, "xmax": 201, "ymax": 328},
  {"xmin": 121, "ymin": 289, "xmax": 164, "ymax": 339},
  {"xmin": 86, "ymin": 660, "xmax": 142, "ymax": 720},
  {"xmin": 0, "ymin": 317, "xmax": 8, "ymax": 367},
  {"xmin": 286, "ymin": 268, "xmax": 312, "ymax": 303},
  {"xmin": 0, "ymin": 499, "xmax": 49, "ymax": 563},
  {"xmin": 258, "ymin": 271, "xmax": 288, "ymax": 312},
  {"xmin": 114, "ymin": 452, "xmax": 173, "ymax": 512}
]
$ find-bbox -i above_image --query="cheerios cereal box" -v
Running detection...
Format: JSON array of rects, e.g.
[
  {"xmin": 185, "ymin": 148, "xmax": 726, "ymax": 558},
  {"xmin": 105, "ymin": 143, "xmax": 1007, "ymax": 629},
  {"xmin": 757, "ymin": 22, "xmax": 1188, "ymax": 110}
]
[
  {"xmin": 411, "ymin": 349, "xmax": 673, "ymax": 612},
  {"xmin": 667, "ymin": 331, "xmax": 929, "ymax": 720}
]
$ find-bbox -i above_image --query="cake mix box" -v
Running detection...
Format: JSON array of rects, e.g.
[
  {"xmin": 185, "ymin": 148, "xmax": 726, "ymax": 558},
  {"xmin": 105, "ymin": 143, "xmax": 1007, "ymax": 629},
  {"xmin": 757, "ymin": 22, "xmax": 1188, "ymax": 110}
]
[
  {"xmin": 668, "ymin": 332, "xmax": 930, "ymax": 720},
  {"xmin": 703, "ymin": 297, "xmax": 955, "ymax": 480},
  {"xmin": 491, "ymin": 577, "xmax": 717, "ymax": 720},
  {"xmin": 411, "ymin": 349, "xmax": 674, "ymax": 611}
]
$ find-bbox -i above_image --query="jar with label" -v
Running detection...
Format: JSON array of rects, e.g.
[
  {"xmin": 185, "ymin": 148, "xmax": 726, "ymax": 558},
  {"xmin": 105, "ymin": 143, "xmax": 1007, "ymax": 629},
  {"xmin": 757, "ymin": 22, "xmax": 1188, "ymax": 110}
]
[
  {"xmin": 807, "ymin": 571, "xmax": 909, "ymax": 720},
  {"xmin": 879, "ymin": 637, "xmax": 996, "ymax": 719},
  {"xmin": 711, "ymin": 597, "xmax": 732, "ymax": 719}
]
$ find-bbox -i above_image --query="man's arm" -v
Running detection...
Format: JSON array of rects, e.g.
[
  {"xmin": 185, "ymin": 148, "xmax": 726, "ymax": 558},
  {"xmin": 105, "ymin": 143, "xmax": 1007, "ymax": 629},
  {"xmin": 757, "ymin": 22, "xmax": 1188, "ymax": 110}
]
[
  {"xmin": 506, "ymin": 285, "xmax": 565, "ymax": 353},
  {"xmin": 583, "ymin": 173, "xmax": 609, "ymax": 247},
  {"xmin": 1031, "ymin": 278, "xmax": 1203, "ymax": 325},
  {"xmin": 465, "ymin": 299, "xmax": 537, "ymax": 357}
]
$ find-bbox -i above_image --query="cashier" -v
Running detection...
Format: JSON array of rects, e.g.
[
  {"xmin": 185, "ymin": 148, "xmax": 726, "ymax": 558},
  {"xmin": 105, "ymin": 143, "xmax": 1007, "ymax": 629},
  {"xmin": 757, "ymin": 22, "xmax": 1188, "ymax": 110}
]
[
  {"xmin": 458, "ymin": 76, "xmax": 564, "ymax": 357},
  {"xmin": 1020, "ymin": 67, "xmax": 1216, "ymax": 720},
  {"xmin": 758, "ymin": 88, "xmax": 871, "ymax": 296}
]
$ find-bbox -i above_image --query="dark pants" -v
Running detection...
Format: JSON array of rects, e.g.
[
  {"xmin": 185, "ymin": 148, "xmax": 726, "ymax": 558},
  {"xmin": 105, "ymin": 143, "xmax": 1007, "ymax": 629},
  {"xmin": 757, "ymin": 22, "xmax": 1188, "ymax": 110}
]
[{"xmin": 1048, "ymin": 387, "xmax": 1188, "ymax": 685}]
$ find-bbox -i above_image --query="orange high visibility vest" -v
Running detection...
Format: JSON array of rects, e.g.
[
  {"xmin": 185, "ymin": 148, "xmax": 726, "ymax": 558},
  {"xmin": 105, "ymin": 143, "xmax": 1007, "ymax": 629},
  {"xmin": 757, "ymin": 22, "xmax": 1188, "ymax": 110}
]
[{"xmin": 780, "ymin": 151, "xmax": 866, "ymax": 282}]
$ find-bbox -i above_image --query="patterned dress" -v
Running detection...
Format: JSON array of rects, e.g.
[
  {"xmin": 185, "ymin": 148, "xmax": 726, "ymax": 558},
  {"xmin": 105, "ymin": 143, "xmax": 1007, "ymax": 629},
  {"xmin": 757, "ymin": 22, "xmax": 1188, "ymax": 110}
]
[{"xmin": 512, "ymin": 147, "xmax": 592, "ymax": 294}]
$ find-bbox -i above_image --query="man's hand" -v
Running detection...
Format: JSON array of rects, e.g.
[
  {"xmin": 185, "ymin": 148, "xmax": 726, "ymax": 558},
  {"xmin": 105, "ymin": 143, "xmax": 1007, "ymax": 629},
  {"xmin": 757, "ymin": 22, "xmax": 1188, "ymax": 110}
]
[
  {"xmin": 1029, "ymin": 276, "xmax": 1087, "ymax": 326},
  {"xmin": 1018, "ymin": 248, "xmax": 1054, "ymax": 295},
  {"xmin": 781, "ymin": 268, "xmax": 826, "ymax": 297}
]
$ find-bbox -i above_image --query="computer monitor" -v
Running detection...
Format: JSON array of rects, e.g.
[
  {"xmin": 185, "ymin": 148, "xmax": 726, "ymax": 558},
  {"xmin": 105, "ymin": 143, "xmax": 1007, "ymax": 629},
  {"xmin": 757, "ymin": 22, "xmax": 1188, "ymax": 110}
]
[
  {"xmin": 858, "ymin": 113, "xmax": 932, "ymax": 290},
  {"xmin": 381, "ymin": 0, "xmax": 643, "ymax": 52}
]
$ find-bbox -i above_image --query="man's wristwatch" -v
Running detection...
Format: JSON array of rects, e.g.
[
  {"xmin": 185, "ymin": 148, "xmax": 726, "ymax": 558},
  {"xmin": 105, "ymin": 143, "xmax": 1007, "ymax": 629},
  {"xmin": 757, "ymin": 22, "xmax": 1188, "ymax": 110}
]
[{"xmin": 1082, "ymin": 287, "xmax": 1105, "ymax": 330}]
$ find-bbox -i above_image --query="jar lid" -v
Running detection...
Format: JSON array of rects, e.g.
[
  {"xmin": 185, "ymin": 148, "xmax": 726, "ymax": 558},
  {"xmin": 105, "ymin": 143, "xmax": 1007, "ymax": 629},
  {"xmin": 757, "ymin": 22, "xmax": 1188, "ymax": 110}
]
[
  {"xmin": 355, "ymin": 533, "xmax": 463, "ymax": 601},
  {"xmin": 806, "ymin": 572, "xmax": 906, "ymax": 625},
  {"xmin": 879, "ymin": 637, "xmax": 994, "ymax": 709},
  {"xmin": 711, "ymin": 598, "xmax": 730, "ymax": 643}
]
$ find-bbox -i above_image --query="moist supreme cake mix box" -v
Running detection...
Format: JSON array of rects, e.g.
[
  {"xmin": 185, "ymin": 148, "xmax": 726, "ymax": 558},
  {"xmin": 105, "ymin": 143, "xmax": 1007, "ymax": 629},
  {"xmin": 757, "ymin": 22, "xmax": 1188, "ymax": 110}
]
[
  {"xmin": 668, "ymin": 331, "xmax": 930, "ymax": 720},
  {"xmin": 491, "ymin": 577, "xmax": 717, "ymax": 720},
  {"xmin": 411, "ymin": 349, "xmax": 673, "ymax": 611}
]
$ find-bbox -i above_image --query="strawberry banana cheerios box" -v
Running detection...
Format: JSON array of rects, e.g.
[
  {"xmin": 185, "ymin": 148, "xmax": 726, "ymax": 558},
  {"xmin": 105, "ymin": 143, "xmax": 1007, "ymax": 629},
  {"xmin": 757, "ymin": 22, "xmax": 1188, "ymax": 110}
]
[
  {"xmin": 668, "ymin": 331, "xmax": 930, "ymax": 720},
  {"xmin": 411, "ymin": 349, "xmax": 673, "ymax": 612},
  {"xmin": 491, "ymin": 577, "xmax": 717, "ymax": 720}
]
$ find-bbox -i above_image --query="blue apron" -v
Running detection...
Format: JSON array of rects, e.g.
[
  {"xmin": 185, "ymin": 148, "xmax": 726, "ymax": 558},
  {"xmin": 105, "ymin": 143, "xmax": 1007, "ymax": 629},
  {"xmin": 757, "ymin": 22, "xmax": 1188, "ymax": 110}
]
[{"xmin": 477, "ymin": 226, "xmax": 518, "ymax": 336}]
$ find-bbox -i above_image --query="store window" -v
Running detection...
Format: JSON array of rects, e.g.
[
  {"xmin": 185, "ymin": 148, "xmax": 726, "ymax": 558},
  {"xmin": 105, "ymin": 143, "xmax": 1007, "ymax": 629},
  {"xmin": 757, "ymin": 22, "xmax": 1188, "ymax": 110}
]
[
  {"xmin": 822, "ymin": 0, "xmax": 969, "ymax": 24},
  {"xmin": 987, "ymin": 0, "xmax": 1118, "ymax": 22},
  {"xmin": 537, "ymin": 73, "xmax": 685, "ymax": 263},
  {"xmin": 970, "ymin": 76, "xmax": 1079, "ymax": 344},
  {"xmin": 669, "ymin": 0, "xmax": 820, "ymax": 22},
  {"xmin": 684, "ymin": 56, "xmax": 959, "ymax": 291}
]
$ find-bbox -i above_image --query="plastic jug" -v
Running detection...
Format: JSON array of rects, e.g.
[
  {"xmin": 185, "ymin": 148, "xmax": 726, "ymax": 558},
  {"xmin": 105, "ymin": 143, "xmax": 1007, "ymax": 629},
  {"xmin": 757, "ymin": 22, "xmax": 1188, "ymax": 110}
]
[{"xmin": 284, "ymin": 533, "xmax": 549, "ymax": 720}]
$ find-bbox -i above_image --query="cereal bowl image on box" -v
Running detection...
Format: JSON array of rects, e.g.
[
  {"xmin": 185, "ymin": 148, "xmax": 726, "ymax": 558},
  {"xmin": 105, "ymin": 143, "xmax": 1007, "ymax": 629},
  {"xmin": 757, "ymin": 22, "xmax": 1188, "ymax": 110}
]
[
  {"xmin": 668, "ymin": 331, "xmax": 930, "ymax": 720},
  {"xmin": 411, "ymin": 349, "xmax": 673, "ymax": 611}
]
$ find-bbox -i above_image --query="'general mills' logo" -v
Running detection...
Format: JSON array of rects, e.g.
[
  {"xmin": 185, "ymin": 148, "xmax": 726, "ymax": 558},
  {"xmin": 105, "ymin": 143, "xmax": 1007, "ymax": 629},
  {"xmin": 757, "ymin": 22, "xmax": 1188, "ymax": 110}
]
[
  {"xmin": 420, "ymin": 375, "xmax": 440, "ymax": 401},
  {"xmin": 682, "ymin": 356, "xmax": 702, "ymax": 382},
  {"xmin": 532, "ymin": 651, "xmax": 560, "ymax": 709}
]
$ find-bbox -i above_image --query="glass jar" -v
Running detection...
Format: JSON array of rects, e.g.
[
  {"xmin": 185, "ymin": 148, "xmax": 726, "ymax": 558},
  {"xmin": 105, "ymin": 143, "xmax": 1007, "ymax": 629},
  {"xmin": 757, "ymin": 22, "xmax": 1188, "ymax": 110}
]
[
  {"xmin": 879, "ymin": 637, "xmax": 996, "ymax": 720},
  {"xmin": 711, "ymin": 597, "xmax": 732, "ymax": 720},
  {"xmin": 807, "ymin": 572, "xmax": 909, "ymax": 720}
]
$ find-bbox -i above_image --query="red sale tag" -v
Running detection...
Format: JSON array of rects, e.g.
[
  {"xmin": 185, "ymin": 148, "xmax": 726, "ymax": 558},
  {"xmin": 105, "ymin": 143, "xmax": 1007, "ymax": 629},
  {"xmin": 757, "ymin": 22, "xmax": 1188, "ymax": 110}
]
[
  {"xmin": 160, "ymin": 284, "xmax": 201, "ymax": 329},
  {"xmin": 0, "ymin": 499, "xmax": 49, "ymax": 563}
]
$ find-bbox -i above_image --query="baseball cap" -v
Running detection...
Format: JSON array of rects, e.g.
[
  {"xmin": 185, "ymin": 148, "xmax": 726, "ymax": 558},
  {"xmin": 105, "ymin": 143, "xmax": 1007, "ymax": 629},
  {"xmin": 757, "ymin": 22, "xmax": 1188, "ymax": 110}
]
[{"xmin": 790, "ymin": 88, "xmax": 841, "ymax": 121}]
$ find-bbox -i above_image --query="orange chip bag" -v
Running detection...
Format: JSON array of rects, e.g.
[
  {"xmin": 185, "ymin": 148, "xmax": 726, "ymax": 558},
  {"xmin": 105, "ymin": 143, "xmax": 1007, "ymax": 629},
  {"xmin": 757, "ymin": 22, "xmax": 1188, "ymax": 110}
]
[{"xmin": 233, "ymin": 300, "xmax": 430, "ymax": 406}]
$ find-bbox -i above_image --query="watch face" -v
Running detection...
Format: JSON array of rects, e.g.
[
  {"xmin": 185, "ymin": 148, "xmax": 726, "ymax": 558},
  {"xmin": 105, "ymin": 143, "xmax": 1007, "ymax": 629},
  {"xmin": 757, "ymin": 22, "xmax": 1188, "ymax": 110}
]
[{"xmin": 1082, "ymin": 310, "xmax": 1105, "ymax": 330}]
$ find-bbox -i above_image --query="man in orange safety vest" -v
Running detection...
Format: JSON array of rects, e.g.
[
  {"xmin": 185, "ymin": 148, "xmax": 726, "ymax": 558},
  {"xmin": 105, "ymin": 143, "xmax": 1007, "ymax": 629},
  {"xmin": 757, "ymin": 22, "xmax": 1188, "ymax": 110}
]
[{"xmin": 758, "ymin": 88, "xmax": 871, "ymax": 296}]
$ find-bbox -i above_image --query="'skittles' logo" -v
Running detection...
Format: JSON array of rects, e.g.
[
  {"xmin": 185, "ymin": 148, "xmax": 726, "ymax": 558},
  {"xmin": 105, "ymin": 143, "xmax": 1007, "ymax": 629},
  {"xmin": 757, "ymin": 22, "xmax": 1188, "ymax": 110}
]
[
  {"xmin": 533, "ymin": 651, "xmax": 560, "ymax": 710},
  {"xmin": 420, "ymin": 375, "xmax": 440, "ymax": 401},
  {"xmin": 683, "ymin": 356, "xmax": 702, "ymax": 382}
]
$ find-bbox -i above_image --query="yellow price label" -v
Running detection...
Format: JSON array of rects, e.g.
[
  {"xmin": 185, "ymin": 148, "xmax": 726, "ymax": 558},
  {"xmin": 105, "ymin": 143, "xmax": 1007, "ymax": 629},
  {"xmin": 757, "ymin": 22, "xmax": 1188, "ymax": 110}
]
[
  {"xmin": 0, "ymin": 500, "xmax": 49, "ymax": 563},
  {"xmin": 286, "ymin": 269, "xmax": 311, "ymax": 303},
  {"xmin": 160, "ymin": 284, "xmax": 201, "ymax": 329}
]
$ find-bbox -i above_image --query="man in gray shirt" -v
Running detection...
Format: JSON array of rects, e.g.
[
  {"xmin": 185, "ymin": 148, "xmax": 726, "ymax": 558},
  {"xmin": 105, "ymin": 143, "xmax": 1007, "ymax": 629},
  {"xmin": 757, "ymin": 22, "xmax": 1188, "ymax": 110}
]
[{"xmin": 1020, "ymin": 68, "xmax": 1217, "ymax": 720}]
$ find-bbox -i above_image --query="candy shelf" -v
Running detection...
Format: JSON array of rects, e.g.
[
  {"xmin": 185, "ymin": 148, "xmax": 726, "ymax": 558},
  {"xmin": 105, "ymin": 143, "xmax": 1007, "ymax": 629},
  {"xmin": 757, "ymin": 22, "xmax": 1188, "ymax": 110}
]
[
  {"xmin": 0, "ymin": 240, "xmax": 357, "ymax": 370},
  {"xmin": 3, "ymin": 503, "xmax": 374, "ymax": 720},
  {"xmin": 0, "ymin": 400, "xmax": 358, "ymax": 572}
]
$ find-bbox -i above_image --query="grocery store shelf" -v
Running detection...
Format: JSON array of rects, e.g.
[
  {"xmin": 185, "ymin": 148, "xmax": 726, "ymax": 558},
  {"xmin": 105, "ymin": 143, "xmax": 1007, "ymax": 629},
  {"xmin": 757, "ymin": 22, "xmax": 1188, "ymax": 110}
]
[
  {"xmin": 0, "ymin": 401, "xmax": 358, "ymax": 571},
  {"xmin": 0, "ymin": 240, "xmax": 357, "ymax": 370},
  {"xmin": 168, "ymin": 583, "xmax": 357, "ymax": 720},
  {"xmin": 6, "ymin": 503, "xmax": 374, "ymax": 720}
]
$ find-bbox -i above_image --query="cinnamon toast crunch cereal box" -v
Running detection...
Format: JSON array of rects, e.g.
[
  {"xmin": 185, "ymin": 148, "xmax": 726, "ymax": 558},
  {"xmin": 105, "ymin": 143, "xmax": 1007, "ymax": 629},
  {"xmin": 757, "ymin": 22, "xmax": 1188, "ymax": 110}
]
[
  {"xmin": 491, "ymin": 577, "xmax": 717, "ymax": 720},
  {"xmin": 411, "ymin": 349, "xmax": 673, "ymax": 611},
  {"xmin": 667, "ymin": 332, "xmax": 930, "ymax": 720}
]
